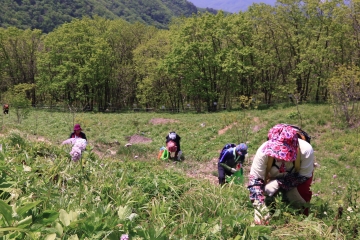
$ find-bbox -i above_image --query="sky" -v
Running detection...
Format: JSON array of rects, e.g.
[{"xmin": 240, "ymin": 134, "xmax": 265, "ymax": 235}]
[{"xmin": 188, "ymin": 0, "xmax": 276, "ymax": 13}]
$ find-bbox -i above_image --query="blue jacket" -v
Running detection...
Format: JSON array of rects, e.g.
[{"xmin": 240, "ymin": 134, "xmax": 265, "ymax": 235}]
[{"xmin": 219, "ymin": 147, "xmax": 245, "ymax": 170}]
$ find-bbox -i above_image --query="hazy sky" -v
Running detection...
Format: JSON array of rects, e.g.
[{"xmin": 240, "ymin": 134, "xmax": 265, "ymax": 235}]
[{"xmin": 188, "ymin": 0, "xmax": 276, "ymax": 13}]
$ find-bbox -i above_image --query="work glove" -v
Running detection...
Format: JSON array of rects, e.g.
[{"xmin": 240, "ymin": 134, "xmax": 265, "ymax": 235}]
[
  {"xmin": 265, "ymin": 180, "xmax": 280, "ymax": 197},
  {"xmin": 230, "ymin": 168, "xmax": 237, "ymax": 173}
]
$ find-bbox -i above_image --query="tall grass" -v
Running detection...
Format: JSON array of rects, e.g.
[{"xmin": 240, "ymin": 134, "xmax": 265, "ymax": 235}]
[{"xmin": 0, "ymin": 104, "xmax": 358, "ymax": 239}]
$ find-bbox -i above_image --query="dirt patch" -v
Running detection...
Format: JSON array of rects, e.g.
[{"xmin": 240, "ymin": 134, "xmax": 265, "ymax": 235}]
[
  {"xmin": 149, "ymin": 118, "xmax": 180, "ymax": 125},
  {"xmin": 252, "ymin": 117, "xmax": 266, "ymax": 133},
  {"xmin": 218, "ymin": 122, "xmax": 237, "ymax": 135},
  {"xmin": 92, "ymin": 143, "xmax": 118, "ymax": 158},
  {"xmin": 185, "ymin": 157, "xmax": 219, "ymax": 184},
  {"xmin": 183, "ymin": 154, "xmax": 253, "ymax": 186},
  {"xmin": 25, "ymin": 134, "xmax": 53, "ymax": 144},
  {"xmin": 126, "ymin": 135, "xmax": 152, "ymax": 144}
]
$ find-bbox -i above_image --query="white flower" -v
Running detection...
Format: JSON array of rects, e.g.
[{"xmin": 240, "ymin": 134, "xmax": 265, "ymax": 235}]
[
  {"xmin": 347, "ymin": 207, "xmax": 353, "ymax": 213},
  {"xmin": 324, "ymin": 211, "xmax": 327, "ymax": 215},
  {"xmin": 347, "ymin": 216, "xmax": 351, "ymax": 221}
]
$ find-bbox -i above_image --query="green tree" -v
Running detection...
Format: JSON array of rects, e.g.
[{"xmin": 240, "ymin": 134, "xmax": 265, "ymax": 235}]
[
  {"xmin": 104, "ymin": 20, "xmax": 152, "ymax": 110},
  {"xmin": 3, "ymin": 83, "xmax": 34, "ymax": 123},
  {"xmin": 328, "ymin": 64, "xmax": 360, "ymax": 127},
  {"xmin": 0, "ymin": 27, "xmax": 42, "ymax": 105},
  {"xmin": 36, "ymin": 17, "xmax": 113, "ymax": 111},
  {"xmin": 165, "ymin": 12, "xmax": 254, "ymax": 112},
  {"xmin": 134, "ymin": 29, "xmax": 174, "ymax": 109}
]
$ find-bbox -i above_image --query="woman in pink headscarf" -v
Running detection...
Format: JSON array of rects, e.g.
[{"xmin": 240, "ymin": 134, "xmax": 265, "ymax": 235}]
[{"xmin": 247, "ymin": 124, "xmax": 314, "ymax": 225}]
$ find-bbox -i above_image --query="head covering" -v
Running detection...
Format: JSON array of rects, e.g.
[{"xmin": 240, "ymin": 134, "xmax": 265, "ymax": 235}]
[
  {"xmin": 236, "ymin": 143, "xmax": 248, "ymax": 156},
  {"xmin": 74, "ymin": 124, "xmax": 82, "ymax": 131},
  {"xmin": 262, "ymin": 124, "xmax": 299, "ymax": 161},
  {"xmin": 168, "ymin": 132, "xmax": 176, "ymax": 140}
]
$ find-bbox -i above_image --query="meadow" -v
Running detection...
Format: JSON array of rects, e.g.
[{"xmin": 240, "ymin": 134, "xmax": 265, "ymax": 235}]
[{"xmin": 0, "ymin": 103, "xmax": 359, "ymax": 239}]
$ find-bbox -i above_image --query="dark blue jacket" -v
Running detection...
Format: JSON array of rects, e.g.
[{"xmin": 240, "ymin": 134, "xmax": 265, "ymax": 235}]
[{"xmin": 219, "ymin": 148, "xmax": 245, "ymax": 170}]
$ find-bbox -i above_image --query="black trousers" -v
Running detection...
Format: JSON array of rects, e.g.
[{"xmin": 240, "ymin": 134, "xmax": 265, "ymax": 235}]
[{"xmin": 218, "ymin": 163, "xmax": 232, "ymax": 185}]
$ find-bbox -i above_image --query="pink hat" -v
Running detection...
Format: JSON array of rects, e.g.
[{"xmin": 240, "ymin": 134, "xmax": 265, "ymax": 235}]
[
  {"xmin": 74, "ymin": 124, "xmax": 82, "ymax": 131},
  {"xmin": 262, "ymin": 124, "xmax": 298, "ymax": 161}
]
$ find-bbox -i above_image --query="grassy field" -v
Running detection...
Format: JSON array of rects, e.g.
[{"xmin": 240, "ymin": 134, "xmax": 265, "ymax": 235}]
[{"xmin": 0, "ymin": 103, "xmax": 359, "ymax": 239}]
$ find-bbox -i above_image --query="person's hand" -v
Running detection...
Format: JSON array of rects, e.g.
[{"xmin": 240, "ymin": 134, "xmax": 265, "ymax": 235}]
[
  {"xmin": 231, "ymin": 168, "xmax": 237, "ymax": 173},
  {"xmin": 265, "ymin": 180, "xmax": 280, "ymax": 197}
]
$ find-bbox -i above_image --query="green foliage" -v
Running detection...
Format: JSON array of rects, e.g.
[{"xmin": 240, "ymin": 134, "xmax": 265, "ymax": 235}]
[
  {"xmin": 0, "ymin": 0, "xmax": 199, "ymax": 33},
  {"xmin": 3, "ymin": 84, "xmax": 34, "ymax": 124},
  {"xmin": 0, "ymin": 0, "xmax": 360, "ymax": 113},
  {"xmin": 328, "ymin": 64, "xmax": 360, "ymax": 127},
  {"xmin": 1, "ymin": 103, "xmax": 360, "ymax": 239}
]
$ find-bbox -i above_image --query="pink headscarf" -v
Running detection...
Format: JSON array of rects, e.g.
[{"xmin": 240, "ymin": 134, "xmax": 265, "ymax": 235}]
[{"xmin": 262, "ymin": 124, "xmax": 299, "ymax": 161}]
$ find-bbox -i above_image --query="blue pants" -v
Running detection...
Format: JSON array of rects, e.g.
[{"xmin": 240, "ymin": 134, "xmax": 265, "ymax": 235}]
[{"xmin": 218, "ymin": 163, "xmax": 232, "ymax": 185}]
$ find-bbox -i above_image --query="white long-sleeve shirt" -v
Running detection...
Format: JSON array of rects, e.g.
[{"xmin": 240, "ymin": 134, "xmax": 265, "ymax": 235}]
[{"xmin": 249, "ymin": 139, "xmax": 314, "ymax": 180}]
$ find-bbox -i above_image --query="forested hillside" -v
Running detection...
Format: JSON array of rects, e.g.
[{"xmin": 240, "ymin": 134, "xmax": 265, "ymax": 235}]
[
  {"xmin": 0, "ymin": 0, "xmax": 199, "ymax": 33},
  {"xmin": 1, "ymin": 0, "xmax": 360, "ymax": 127}
]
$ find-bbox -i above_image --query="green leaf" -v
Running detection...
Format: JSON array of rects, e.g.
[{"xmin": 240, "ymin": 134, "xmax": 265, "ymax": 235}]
[
  {"xmin": 44, "ymin": 233, "xmax": 57, "ymax": 240},
  {"xmin": 68, "ymin": 210, "xmax": 78, "ymax": 222},
  {"xmin": 54, "ymin": 222, "xmax": 63, "ymax": 236},
  {"xmin": 17, "ymin": 215, "xmax": 32, "ymax": 228},
  {"xmin": 17, "ymin": 201, "xmax": 41, "ymax": 216},
  {"xmin": 0, "ymin": 181, "xmax": 15, "ymax": 188},
  {"xmin": 0, "ymin": 227, "xmax": 26, "ymax": 232},
  {"xmin": 33, "ymin": 210, "xmax": 59, "ymax": 225},
  {"xmin": 0, "ymin": 200, "xmax": 13, "ymax": 226},
  {"xmin": 59, "ymin": 209, "xmax": 70, "ymax": 227},
  {"xmin": 248, "ymin": 225, "xmax": 272, "ymax": 235},
  {"xmin": 117, "ymin": 206, "xmax": 132, "ymax": 221},
  {"xmin": 68, "ymin": 234, "xmax": 79, "ymax": 240}
]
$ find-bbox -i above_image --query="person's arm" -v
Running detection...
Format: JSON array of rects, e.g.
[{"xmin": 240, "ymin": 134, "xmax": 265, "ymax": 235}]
[
  {"xmin": 177, "ymin": 135, "xmax": 181, "ymax": 150},
  {"xmin": 278, "ymin": 173, "xmax": 308, "ymax": 190},
  {"xmin": 219, "ymin": 162, "xmax": 232, "ymax": 171},
  {"xmin": 81, "ymin": 132, "xmax": 87, "ymax": 140},
  {"xmin": 219, "ymin": 151, "xmax": 237, "ymax": 172},
  {"xmin": 236, "ymin": 155, "xmax": 246, "ymax": 165}
]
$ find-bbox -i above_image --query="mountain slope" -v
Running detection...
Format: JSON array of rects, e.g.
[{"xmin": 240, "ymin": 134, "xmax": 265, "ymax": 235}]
[
  {"xmin": 188, "ymin": 0, "xmax": 276, "ymax": 13},
  {"xmin": 0, "ymin": 0, "xmax": 199, "ymax": 33}
]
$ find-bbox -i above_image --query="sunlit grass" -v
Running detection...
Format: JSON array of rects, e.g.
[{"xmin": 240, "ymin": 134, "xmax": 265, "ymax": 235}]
[{"xmin": 0, "ymin": 103, "xmax": 359, "ymax": 239}]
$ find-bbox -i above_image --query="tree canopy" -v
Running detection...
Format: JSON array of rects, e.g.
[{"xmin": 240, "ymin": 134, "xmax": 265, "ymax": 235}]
[
  {"xmin": 0, "ymin": 0, "xmax": 201, "ymax": 33},
  {"xmin": 1, "ymin": 0, "xmax": 360, "ymax": 120}
]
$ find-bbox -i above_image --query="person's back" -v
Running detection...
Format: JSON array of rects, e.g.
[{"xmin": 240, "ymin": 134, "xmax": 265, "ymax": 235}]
[
  {"xmin": 3, "ymin": 104, "xmax": 9, "ymax": 114},
  {"xmin": 165, "ymin": 131, "xmax": 181, "ymax": 160},
  {"xmin": 218, "ymin": 143, "xmax": 247, "ymax": 185}
]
